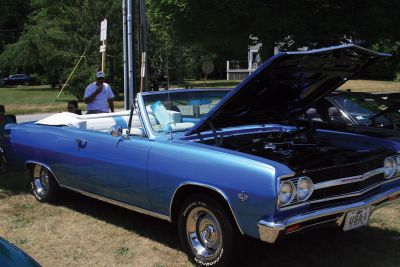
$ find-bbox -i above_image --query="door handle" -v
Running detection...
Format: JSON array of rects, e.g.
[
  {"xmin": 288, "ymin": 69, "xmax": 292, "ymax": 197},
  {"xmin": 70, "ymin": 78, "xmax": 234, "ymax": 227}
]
[{"xmin": 76, "ymin": 138, "xmax": 88, "ymax": 148}]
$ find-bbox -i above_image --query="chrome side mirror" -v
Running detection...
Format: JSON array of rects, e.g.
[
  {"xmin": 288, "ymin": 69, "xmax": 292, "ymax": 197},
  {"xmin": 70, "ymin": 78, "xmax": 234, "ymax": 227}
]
[{"xmin": 110, "ymin": 125, "xmax": 123, "ymax": 137}]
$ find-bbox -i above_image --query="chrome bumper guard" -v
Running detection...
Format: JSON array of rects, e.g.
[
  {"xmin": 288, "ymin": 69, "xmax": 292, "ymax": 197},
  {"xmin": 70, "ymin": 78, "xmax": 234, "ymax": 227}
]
[{"xmin": 258, "ymin": 186, "xmax": 400, "ymax": 243}]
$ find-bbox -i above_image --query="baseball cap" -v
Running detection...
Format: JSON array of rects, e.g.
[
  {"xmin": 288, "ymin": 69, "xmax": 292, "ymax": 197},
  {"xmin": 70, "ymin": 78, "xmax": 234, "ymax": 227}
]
[{"xmin": 96, "ymin": 71, "xmax": 105, "ymax": 78}]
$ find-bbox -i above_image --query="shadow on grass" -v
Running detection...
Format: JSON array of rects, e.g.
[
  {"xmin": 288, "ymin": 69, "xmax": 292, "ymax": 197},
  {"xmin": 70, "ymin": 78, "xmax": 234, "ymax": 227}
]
[
  {"xmin": 54, "ymin": 189, "xmax": 400, "ymax": 266},
  {"xmin": 0, "ymin": 170, "xmax": 31, "ymax": 199},
  {"xmin": 239, "ymin": 228, "xmax": 400, "ymax": 267},
  {"xmin": 58, "ymin": 189, "xmax": 181, "ymax": 249}
]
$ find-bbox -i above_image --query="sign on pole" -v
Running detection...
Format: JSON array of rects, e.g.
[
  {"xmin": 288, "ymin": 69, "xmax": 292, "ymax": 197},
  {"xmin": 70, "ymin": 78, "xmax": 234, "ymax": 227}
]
[
  {"xmin": 100, "ymin": 44, "xmax": 106, "ymax": 53},
  {"xmin": 100, "ymin": 19, "xmax": 107, "ymax": 41}
]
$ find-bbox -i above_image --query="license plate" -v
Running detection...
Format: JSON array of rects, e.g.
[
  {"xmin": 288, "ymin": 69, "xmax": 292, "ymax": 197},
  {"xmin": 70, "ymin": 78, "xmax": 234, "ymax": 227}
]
[{"xmin": 343, "ymin": 206, "xmax": 371, "ymax": 231}]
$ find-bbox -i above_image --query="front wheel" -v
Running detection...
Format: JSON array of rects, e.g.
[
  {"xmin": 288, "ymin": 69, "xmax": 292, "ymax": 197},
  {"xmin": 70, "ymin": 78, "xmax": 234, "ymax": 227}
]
[
  {"xmin": 178, "ymin": 194, "xmax": 236, "ymax": 266},
  {"xmin": 31, "ymin": 164, "xmax": 60, "ymax": 202}
]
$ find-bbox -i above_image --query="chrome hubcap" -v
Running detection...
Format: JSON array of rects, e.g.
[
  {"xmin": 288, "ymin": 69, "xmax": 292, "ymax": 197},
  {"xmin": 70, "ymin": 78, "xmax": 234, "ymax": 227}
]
[
  {"xmin": 186, "ymin": 207, "xmax": 222, "ymax": 260},
  {"xmin": 33, "ymin": 165, "xmax": 49, "ymax": 198}
]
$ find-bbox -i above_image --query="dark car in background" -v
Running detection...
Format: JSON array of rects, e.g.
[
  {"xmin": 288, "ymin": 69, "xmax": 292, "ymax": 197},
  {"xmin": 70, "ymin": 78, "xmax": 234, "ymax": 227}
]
[
  {"xmin": 305, "ymin": 91, "xmax": 400, "ymax": 140},
  {"xmin": 2, "ymin": 74, "xmax": 38, "ymax": 86}
]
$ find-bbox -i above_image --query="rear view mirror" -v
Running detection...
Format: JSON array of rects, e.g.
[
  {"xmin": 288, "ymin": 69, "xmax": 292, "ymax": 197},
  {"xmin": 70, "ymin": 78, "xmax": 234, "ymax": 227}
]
[{"xmin": 110, "ymin": 125, "xmax": 123, "ymax": 137}]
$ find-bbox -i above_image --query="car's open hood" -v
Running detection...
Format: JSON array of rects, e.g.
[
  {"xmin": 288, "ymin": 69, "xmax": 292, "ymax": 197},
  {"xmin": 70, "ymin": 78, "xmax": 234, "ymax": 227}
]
[{"xmin": 186, "ymin": 44, "xmax": 390, "ymax": 136}]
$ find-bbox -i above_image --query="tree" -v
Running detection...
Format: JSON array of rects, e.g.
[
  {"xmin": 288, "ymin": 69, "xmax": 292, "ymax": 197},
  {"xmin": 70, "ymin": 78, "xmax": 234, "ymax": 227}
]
[
  {"xmin": 0, "ymin": 0, "xmax": 31, "ymax": 55},
  {"xmin": 0, "ymin": 0, "xmax": 124, "ymax": 98},
  {"xmin": 148, "ymin": 0, "xmax": 400, "ymax": 79}
]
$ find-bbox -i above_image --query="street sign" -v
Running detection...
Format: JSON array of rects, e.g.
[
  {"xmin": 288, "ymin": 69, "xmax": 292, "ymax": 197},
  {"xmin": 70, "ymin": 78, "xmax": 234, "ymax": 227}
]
[
  {"xmin": 202, "ymin": 60, "xmax": 214, "ymax": 74},
  {"xmin": 100, "ymin": 44, "xmax": 106, "ymax": 53},
  {"xmin": 100, "ymin": 19, "xmax": 107, "ymax": 41}
]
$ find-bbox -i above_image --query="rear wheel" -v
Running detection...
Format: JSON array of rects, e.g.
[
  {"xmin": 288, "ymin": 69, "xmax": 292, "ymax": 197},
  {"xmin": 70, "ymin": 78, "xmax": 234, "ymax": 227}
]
[
  {"xmin": 178, "ymin": 194, "xmax": 235, "ymax": 266},
  {"xmin": 31, "ymin": 164, "xmax": 60, "ymax": 202}
]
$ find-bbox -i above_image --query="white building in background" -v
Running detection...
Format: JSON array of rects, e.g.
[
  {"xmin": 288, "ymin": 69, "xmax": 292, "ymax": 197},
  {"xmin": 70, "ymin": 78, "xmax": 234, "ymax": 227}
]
[
  {"xmin": 226, "ymin": 42, "xmax": 262, "ymax": 81},
  {"xmin": 226, "ymin": 37, "xmax": 310, "ymax": 81}
]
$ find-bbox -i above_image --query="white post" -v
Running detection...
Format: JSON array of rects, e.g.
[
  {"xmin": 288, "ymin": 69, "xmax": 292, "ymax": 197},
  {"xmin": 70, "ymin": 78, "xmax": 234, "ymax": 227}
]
[
  {"xmin": 226, "ymin": 61, "xmax": 230, "ymax": 80},
  {"xmin": 100, "ymin": 19, "xmax": 107, "ymax": 72}
]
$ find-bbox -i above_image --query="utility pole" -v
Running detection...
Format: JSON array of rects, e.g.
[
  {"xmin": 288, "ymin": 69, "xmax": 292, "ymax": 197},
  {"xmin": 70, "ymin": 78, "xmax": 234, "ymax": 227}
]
[
  {"xmin": 123, "ymin": 0, "xmax": 135, "ymax": 109},
  {"xmin": 122, "ymin": 0, "xmax": 148, "ymax": 108}
]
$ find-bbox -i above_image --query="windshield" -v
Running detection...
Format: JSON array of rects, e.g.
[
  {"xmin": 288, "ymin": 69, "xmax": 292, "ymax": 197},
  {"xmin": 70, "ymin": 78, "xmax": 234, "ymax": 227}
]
[
  {"xmin": 142, "ymin": 90, "xmax": 229, "ymax": 134},
  {"xmin": 331, "ymin": 93, "xmax": 400, "ymax": 126}
]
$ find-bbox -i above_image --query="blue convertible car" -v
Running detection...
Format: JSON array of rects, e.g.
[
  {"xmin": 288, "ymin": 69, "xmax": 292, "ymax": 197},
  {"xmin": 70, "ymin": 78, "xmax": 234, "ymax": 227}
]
[{"xmin": 3, "ymin": 45, "xmax": 400, "ymax": 266}]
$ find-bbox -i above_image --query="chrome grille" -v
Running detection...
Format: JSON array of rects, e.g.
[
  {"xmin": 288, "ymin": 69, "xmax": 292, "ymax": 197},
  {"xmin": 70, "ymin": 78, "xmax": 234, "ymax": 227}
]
[
  {"xmin": 279, "ymin": 154, "xmax": 399, "ymax": 210},
  {"xmin": 303, "ymin": 157, "xmax": 383, "ymax": 184}
]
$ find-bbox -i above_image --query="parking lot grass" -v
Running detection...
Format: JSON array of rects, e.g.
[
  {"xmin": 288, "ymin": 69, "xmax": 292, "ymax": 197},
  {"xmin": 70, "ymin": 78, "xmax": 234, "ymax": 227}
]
[{"xmin": 0, "ymin": 169, "xmax": 399, "ymax": 266}]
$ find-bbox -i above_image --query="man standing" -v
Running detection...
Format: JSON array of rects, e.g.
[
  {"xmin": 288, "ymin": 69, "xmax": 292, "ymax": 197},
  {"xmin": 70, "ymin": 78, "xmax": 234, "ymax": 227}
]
[{"xmin": 84, "ymin": 71, "xmax": 115, "ymax": 114}]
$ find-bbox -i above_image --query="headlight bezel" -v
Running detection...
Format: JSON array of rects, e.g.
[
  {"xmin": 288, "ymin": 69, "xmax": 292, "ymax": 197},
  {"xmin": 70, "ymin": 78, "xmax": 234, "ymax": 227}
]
[
  {"xmin": 278, "ymin": 175, "xmax": 314, "ymax": 208},
  {"xmin": 296, "ymin": 176, "xmax": 314, "ymax": 202},
  {"xmin": 278, "ymin": 180, "xmax": 296, "ymax": 207}
]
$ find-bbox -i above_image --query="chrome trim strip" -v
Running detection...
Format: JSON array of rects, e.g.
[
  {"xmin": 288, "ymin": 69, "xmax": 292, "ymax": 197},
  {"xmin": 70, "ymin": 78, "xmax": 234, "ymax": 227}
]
[
  {"xmin": 25, "ymin": 161, "xmax": 62, "ymax": 185},
  {"xmin": 258, "ymin": 186, "xmax": 400, "ymax": 243},
  {"xmin": 314, "ymin": 167, "xmax": 385, "ymax": 190},
  {"xmin": 137, "ymin": 93, "xmax": 156, "ymax": 140},
  {"xmin": 62, "ymin": 185, "xmax": 170, "ymax": 222},
  {"xmin": 170, "ymin": 182, "xmax": 245, "ymax": 235},
  {"xmin": 279, "ymin": 176, "xmax": 400, "ymax": 211},
  {"xmin": 25, "ymin": 161, "xmax": 171, "ymax": 222}
]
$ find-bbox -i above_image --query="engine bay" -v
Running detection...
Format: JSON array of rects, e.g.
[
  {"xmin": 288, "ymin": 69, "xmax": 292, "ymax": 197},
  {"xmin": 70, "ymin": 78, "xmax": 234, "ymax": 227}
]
[{"xmin": 200, "ymin": 127, "xmax": 381, "ymax": 172}]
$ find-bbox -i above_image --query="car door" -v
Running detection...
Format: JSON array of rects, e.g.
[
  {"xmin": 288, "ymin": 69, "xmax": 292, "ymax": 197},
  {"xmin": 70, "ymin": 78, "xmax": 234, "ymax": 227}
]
[{"xmin": 68, "ymin": 130, "xmax": 152, "ymax": 209}]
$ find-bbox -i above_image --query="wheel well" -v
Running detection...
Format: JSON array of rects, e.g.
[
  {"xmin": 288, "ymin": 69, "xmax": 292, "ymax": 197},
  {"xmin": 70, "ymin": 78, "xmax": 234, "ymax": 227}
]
[
  {"xmin": 26, "ymin": 163, "xmax": 35, "ymax": 176},
  {"xmin": 170, "ymin": 185, "xmax": 242, "ymax": 234},
  {"xmin": 25, "ymin": 162, "xmax": 60, "ymax": 185}
]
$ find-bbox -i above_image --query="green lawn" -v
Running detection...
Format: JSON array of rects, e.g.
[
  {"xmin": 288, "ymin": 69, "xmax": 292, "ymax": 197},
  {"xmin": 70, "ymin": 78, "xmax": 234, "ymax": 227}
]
[
  {"xmin": 0, "ymin": 85, "xmax": 124, "ymax": 115},
  {"xmin": 0, "ymin": 85, "xmax": 76, "ymax": 115},
  {"xmin": 1, "ymin": 79, "xmax": 399, "ymax": 115}
]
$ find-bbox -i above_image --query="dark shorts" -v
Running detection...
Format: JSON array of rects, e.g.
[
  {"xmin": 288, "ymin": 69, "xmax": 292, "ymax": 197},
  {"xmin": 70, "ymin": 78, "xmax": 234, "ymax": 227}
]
[{"xmin": 86, "ymin": 110, "xmax": 108, "ymax": 114}]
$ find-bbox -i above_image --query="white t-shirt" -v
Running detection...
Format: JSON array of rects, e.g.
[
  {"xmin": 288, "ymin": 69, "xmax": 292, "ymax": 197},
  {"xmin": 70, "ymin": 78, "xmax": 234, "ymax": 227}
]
[{"xmin": 84, "ymin": 82, "xmax": 115, "ymax": 112}]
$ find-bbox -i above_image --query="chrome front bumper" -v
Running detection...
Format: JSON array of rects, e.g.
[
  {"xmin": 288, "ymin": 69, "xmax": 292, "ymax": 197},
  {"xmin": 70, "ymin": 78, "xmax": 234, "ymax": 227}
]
[{"xmin": 258, "ymin": 186, "xmax": 400, "ymax": 243}]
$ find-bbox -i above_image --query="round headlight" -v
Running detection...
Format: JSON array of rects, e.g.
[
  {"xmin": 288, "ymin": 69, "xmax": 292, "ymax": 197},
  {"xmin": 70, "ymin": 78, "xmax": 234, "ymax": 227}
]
[
  {"xmin": 296, "ymin": 177, "xmax": 314, "ymax": 201},
  {"xmin": 384, "ymin": 157, "xmax": 396, "ymax": 179},
  {"xmin": 279, "ymin": 181, "xmax": 295, "ymax": 206}
]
